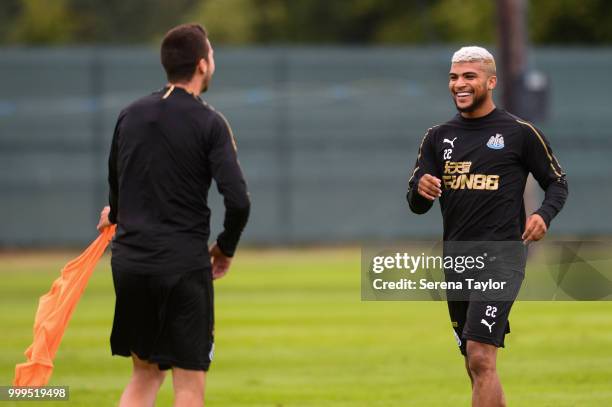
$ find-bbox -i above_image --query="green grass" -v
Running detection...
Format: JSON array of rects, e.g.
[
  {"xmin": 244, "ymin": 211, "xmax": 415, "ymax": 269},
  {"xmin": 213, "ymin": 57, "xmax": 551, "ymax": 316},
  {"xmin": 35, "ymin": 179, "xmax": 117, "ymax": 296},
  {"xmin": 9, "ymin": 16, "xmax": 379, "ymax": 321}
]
[{"xmin": 1, "ymin": 248, "xmax": 611, "ymax": 406}]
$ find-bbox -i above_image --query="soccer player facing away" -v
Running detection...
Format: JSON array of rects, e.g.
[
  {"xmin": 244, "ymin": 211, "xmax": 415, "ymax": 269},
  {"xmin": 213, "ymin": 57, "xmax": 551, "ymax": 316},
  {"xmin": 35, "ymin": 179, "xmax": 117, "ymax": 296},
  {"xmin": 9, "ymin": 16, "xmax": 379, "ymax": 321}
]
[
  {"xmin": 407, "ymin": 46, "xmax": 567, "ymax": 406},
  {"xmin": 96, "ymin": 24, "xmax": 250, "ymax": 406}
]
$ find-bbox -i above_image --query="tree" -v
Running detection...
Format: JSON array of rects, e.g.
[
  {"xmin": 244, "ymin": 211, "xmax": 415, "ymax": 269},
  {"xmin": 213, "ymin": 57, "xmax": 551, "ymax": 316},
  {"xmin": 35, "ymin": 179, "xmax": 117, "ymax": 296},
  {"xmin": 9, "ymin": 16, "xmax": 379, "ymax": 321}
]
[
  {"xmin": 6, "ymin": 0, "xmax": 76, "ymax": 45},
  {"xmin": 1, "ymin": 0, "xmax": 611, "ymax": 45},
  {"xmin": 529, "ymin": 0, "xmax": 612, "ymax": 44}
]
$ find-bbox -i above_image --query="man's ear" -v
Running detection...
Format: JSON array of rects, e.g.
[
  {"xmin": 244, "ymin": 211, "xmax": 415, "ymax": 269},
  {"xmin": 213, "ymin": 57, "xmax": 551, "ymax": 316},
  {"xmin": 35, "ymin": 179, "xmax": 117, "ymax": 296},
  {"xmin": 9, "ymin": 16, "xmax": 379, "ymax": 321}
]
[
  {"xmin": 488, "ymin": 75, "xmax": 497, "ymax": 91},
  {"xmin": 197, "ymin": 58, "xmax": 207, "ymax": 75}
]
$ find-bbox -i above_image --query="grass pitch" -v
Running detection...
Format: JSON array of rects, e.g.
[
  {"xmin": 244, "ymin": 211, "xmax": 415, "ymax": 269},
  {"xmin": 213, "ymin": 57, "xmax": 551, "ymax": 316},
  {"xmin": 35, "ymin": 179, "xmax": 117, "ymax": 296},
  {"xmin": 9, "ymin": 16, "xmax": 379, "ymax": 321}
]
[{"xmin": 1, "ymin": 248, "xmax": 611, "ymax": 406}]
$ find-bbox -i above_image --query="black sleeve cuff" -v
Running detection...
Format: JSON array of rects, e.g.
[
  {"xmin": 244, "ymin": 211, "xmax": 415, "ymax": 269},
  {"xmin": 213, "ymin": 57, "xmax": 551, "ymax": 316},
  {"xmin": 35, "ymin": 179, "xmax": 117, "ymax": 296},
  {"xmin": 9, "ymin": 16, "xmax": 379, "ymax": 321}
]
[
  {"xmin": 215, "ymin": 204, "xmax": 251, "ymax": 257},
  {"xmin": 108, "ymin": 209, "xmax": 117, "ymax": 224},
  {"xmin": 407, "ymin": 187, "xmax": 434, "ymax": 214},
  {"xmin": 533, "ymin": 179, "xmax": 569, "ymax": 229},
  {"xmin": 215, "ymin": 235, "xmax": 235, "ymax": 258}
]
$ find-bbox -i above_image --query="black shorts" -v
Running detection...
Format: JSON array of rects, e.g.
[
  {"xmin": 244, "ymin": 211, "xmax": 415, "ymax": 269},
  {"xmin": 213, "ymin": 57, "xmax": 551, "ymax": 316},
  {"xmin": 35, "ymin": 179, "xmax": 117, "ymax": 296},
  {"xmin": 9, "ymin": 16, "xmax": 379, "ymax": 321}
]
[
  {"xmin": 110, "ymin": 268, "xmax": 214, "ymax": 371},
  {"xmin": 447, "ymin": 300, "xmax": 513, "ymax": 356},
  {"xmin": 443, "ymin": 242, "xmax": 526, "ymax": 356}
]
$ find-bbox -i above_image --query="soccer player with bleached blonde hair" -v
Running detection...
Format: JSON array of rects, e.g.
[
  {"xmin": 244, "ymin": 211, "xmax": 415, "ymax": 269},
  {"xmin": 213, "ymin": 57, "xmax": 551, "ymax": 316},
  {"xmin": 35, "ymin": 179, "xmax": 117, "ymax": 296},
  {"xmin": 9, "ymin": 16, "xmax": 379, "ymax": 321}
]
[{"xmin": 407, "ymin": 46, "xmax": 567, "ymax": 406}]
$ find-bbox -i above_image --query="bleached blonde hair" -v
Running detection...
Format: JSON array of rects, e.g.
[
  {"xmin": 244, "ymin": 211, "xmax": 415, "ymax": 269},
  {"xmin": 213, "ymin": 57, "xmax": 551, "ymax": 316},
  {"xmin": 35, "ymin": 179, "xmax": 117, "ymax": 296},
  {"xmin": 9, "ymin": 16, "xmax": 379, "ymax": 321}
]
[{"xmin": 451, "ymin": 46, "xmax": 496, "ymax": 75}]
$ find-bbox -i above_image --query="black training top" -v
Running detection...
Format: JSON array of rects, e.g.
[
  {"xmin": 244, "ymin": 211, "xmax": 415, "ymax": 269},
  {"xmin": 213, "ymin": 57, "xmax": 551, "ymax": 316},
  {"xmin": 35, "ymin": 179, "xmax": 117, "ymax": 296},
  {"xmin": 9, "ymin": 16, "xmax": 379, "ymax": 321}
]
[
  {"xmin": 407, "ymin": 108, "xmax": 568, "ymax": 241},
  {"xmin": 107, "ymin": 85, "xmax": 250, "ymax": 274}
]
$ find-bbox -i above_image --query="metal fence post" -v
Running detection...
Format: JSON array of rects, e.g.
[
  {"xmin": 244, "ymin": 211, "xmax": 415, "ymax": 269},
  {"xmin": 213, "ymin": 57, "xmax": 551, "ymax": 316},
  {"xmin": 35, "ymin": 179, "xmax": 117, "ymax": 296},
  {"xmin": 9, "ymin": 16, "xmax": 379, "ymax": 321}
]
[
  {"xmin": 275, "ymin": 48, "xmax": 292, "ymax": 242},
  {"xmin": 90, "ymin": 48, "xmax": 105, "ymax": 224}
]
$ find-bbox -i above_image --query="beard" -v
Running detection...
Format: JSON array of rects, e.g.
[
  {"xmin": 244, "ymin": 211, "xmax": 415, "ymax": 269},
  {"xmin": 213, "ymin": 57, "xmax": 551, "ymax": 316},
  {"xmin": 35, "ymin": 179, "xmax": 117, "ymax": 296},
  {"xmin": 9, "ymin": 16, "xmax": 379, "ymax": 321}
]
[{"xmin": 453, "ymin": 90, "xmax": 487, "ymax": 113}]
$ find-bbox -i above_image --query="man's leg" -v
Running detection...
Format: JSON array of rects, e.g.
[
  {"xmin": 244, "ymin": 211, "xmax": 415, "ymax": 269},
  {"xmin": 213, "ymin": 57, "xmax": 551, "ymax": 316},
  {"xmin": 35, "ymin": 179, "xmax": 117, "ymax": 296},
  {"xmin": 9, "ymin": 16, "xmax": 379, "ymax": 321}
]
[
  {"xmin": 446, "ymin": 300, "xmax": 474, "ymax": 387},
  {"xmin": 172, "ymin": 367, "xmax": 206, "ymax": 407},
  {"xmin": 464, "ymin": 356, "xmax": 474, "ymax": 388},
  {"xmin": 466, "ymin": 340, "xmax": 506, "ymax": 407},
  {"xmin": 119, "ymin": 353, "xmax": 167, "ymax": 407}
]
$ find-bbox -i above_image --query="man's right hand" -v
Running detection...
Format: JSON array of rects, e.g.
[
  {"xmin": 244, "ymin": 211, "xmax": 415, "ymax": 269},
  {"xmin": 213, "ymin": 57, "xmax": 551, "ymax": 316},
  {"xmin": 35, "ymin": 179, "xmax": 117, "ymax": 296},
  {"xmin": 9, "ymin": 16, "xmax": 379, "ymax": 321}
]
[
  {"xmin": 97, "ymin": 206, "xmax": 112, "ymax": 232},
  {"xmin": 209, "ymin": 243, "xmax": 232, "ymax": 280},
  {"xmin": 417, "ymin": 174, "xmax": 442, "ymax": 201}
]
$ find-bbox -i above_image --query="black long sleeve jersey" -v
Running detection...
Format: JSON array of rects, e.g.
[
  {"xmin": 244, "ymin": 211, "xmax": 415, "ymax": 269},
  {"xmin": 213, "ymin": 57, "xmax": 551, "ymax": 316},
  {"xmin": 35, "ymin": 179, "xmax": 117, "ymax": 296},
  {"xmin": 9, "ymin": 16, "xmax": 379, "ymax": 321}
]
[
  {"xmin": 407, "ymin": 108, "xmax": 567, "ymax": 241},
  {"xmin": 108, "ymin": 86, "xmax": 250, "ymax": 274}
]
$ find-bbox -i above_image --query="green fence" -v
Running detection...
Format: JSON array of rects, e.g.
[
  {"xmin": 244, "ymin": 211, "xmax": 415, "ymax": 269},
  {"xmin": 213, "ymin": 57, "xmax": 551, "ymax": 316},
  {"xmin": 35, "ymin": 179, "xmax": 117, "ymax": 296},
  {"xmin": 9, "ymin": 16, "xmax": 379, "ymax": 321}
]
[{"xmin": 0, "ymin": 47, "xmax": 609, "ymax": 246}]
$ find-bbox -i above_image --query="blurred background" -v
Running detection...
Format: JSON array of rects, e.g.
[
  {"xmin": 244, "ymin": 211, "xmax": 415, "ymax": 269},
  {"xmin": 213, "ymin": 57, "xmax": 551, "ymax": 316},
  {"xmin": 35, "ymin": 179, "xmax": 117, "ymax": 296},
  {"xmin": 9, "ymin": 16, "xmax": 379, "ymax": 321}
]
[
  {"xmin": 2, "ymin": 3, "xmax": 612, "ymax": 406},
  {"xmin": 1, "ymin": 0, "xmax": 611, "ymax": 246}
]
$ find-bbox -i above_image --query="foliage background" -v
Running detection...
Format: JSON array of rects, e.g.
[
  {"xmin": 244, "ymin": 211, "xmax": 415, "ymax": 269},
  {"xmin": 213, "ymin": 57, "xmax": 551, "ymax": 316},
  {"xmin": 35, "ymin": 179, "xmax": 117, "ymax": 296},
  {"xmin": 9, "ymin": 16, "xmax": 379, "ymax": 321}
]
[{"xmin": 1, "ymin": 0, "xmax": 612, "ymax": 45}]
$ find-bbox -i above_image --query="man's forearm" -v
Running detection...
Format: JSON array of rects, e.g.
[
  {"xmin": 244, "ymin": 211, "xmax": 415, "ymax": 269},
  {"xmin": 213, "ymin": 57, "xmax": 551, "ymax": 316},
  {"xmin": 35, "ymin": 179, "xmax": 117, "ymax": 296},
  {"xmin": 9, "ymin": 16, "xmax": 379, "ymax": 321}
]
[
  {"xmin": 407, "ymin": 187, "xmax": 434, "ymax": 214},
  {"xmin": 108, "ymin": 191, "xmax": 118, "ymax": 224},
  {"xmin": 534, "ymin": 181, "xmax": 568, "ymax": 227},
  {"xmin": 216, "ymin": 204, "xmax": 251, "ymax": 257}
]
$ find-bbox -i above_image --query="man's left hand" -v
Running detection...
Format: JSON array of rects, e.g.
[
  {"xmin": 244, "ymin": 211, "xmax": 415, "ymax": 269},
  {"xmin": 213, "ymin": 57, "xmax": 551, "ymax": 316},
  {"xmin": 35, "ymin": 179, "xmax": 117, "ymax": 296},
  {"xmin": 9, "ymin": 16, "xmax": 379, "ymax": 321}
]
[{"xmin": 522, "ymin": 214, "xmax": 547, "ymax": 245}]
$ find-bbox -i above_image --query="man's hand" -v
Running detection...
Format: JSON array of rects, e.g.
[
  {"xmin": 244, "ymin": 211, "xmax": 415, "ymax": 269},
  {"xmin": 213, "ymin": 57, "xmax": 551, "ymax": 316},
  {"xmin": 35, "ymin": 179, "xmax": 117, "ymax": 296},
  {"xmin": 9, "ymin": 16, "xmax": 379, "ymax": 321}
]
[
  {"xmin": 522, "ymin": 214, "xmax": 547, "ymax": 245},
  {"xmin": 210, "ymin": 243, "xmax": 232, "ymax": 280},
  {"xmin": 97, "ymin": 206, "xmax": 112, "ymax": 232},
  {"xmin": 418, "ymin": 174, "xmax": 442, "ymax": 201}
]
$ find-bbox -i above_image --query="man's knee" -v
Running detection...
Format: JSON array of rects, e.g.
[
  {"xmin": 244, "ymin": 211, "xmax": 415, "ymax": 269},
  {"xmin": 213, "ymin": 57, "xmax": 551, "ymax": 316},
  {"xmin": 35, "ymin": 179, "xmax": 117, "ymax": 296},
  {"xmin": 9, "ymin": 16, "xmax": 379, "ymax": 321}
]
[
  {"xmin": 172, "ymin": 368, "xmax": 205, "ymax": 396},
  {"xmin": 137, "ymin": 366, "xmax": 166, "ymax": 384},
  {"xmin": 466, "ymin": 341, "xmax": 497, "ymax": 378},
  {"xmin": 132, "ymin": 354, "xmax": 166, "ymax": 384}
]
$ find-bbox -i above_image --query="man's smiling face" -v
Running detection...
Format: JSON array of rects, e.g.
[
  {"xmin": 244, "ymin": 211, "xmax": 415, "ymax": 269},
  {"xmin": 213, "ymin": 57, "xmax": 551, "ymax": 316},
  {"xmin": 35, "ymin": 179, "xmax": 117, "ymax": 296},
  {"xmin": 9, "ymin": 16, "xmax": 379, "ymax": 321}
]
[{"xmin": 449, "ymin": 61, "xmax": 496, "ymax": 114}]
